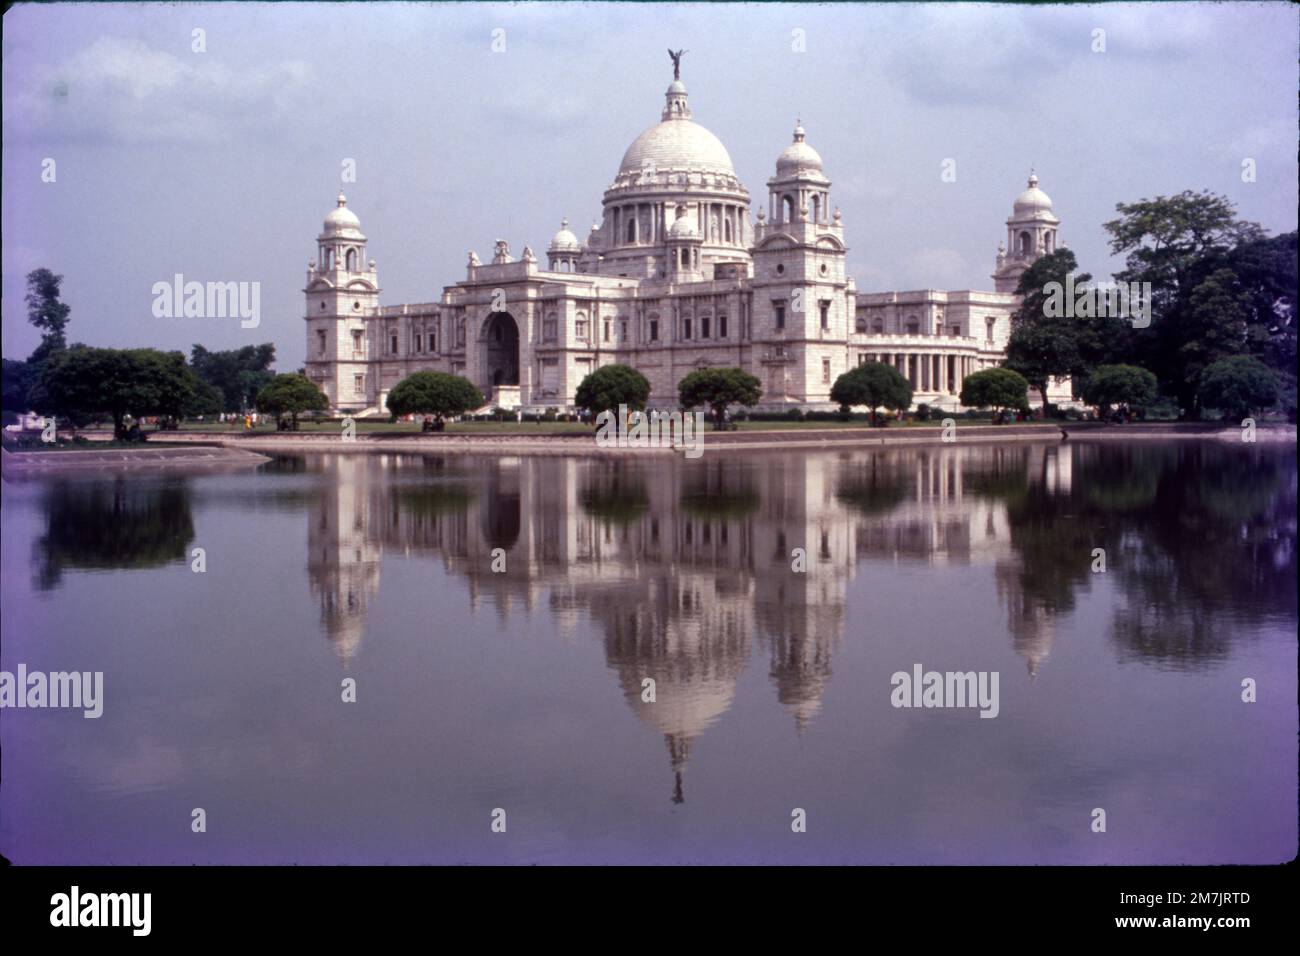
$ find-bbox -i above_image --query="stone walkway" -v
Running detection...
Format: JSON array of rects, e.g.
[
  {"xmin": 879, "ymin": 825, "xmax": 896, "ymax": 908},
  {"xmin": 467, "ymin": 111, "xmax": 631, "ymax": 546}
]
[{"xmin": 1, "ymin": 444, "xmax": 272, "ymax": 477}]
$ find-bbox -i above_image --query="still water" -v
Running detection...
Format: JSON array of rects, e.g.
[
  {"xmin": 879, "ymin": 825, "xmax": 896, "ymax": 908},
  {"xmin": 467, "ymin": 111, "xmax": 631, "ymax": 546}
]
[{"xmin": 2, "ymin": 441, "xmax": 1295, "ymax": 864}]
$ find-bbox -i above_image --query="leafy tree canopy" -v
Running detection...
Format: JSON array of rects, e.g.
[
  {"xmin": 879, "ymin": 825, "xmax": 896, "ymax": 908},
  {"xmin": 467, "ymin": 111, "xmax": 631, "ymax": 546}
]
[
  {"xmin": 1006, "ymin": 248, "xmax": 1124, "ymax": 409},
  {"xmin": 1196, "ymin": 356, "xmax": 1279, "ymax": 421},
  {"xmin": 1081, "ymin": 364, "xmax": 1159, "ymax": 415},
  {"xmin": 677, "ymin": 367, "xmax": 762, "ymax": 424},
  {"xmin": 960, "ymin": 367, "xmax": 1030, "ymax": 417},
  {"xmin": 385, "ymin": 371, "xmax": 484, "ymax": 424},
  {"xmin": 255, "ymin": 373, "xmax": 330, "ymax": 427},
  {"xmin": 190, "ymin": 343, "xmax": 277, "ymax": 412},
  {"xmin": 829, "ymin": 362, "xmax": 912, "ymax": 421},
  {"xmin": 1102, "ymin": 190, "xmax": 1274, "ymax": 412},
  {"xmin": 574, "ymin": 364, "xmax": 651, "ymax": 416},
  {"xmin": 28, "ymin": 347, "xmax": 207, "ymax": 436}
]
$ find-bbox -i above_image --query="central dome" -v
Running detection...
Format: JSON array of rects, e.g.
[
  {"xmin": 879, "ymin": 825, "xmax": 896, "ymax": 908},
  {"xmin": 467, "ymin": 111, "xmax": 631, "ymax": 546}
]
[{"xmin": 619, "ymin": 120, "xmax": 736, "ymax": 178}]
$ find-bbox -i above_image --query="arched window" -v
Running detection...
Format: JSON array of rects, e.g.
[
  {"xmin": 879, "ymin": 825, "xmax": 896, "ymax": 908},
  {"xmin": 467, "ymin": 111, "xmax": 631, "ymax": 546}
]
[
  {"xmin": 782, "ymin": 194, "xmax": 795, "ymax": 222},
  {"xmin": 872, "ymin": 320, "xmax": 884, "ymax": 334},
  {"xmin": 345, "ymin": 248, "xmax": 358, "ymax": 271},
  {"xmin": 627, "ymin": 217, "xmax": 637, "ymax": 243},
  {"xmin": 1018, "ymin": 231, "xmax": 1030, "ymax": 255},
  {"xmin": 855, "ymin": 316, "xmax": 867, "ymax": 333},
  {"xmin": 986, "ymin": 317, "xmax": 996, "ymax": 342},
  {"xmin": 681, "ymin": 248, "xmax": 689, "ymax": 267},
  {"xmin": 906, "ymin": 316, "xmax": 919, "ymax": 335},
  {"xmin": 724, "ymin": 219, "xmax": 733, "ymax": 242},
  {"xmin": 811, "ymin": 194, "xmax": 821, "ymax": 223}
]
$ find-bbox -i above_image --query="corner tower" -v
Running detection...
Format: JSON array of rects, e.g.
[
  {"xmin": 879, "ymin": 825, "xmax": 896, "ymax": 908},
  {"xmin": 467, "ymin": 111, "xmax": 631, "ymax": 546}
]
[
  {"xmin": 304, "ymin": 192, "xmax": 380, "ymax": 412},
  {"xmin": 750, "ymin": 122, "xmax": 848, "ymax": 403}
]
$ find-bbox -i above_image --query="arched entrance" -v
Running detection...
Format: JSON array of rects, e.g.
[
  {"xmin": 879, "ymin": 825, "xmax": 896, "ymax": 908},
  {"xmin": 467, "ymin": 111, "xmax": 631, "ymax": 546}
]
[{"xmin": 482, "ymin": 312, "xmax": 520, "ymax": 388}]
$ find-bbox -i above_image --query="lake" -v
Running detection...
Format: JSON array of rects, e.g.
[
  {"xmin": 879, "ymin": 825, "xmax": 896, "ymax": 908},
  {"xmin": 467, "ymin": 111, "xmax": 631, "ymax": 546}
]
[{"xmin": 1, "ymin": 440, "xmax": 1295, "ymax": 864}]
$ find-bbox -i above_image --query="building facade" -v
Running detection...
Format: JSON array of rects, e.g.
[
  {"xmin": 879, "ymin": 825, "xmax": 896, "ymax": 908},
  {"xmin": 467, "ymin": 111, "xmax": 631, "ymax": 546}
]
[{"xmin": 303, "ymin": 65, "xmax": 1071, "ymax": 416}]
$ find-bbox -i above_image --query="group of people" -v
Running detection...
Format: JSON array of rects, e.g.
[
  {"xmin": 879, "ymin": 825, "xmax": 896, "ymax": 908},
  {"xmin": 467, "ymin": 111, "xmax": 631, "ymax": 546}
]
[{"xmin": 218, "ymin": 412, "xmax": 259, "ymax": 429}]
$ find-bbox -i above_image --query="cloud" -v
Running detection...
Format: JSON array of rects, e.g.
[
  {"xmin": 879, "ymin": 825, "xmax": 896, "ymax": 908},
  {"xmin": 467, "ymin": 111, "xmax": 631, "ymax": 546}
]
[
  {"xmin": 5, "ymin": 37, "xmax": 314, "ymax": 144},
  {"xmin": 879, "ymin": 4, "xmax": 1229, "ymax": 108}
]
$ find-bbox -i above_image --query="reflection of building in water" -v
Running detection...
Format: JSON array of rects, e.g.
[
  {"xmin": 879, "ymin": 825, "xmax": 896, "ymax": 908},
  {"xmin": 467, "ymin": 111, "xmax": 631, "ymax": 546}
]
[
  {"xmin": 303, "ymin": 446, "xmax": 1071, "ymax": 785},
  {"xmin": 843, "ymin": 444, "xmax": 1074, "ymax": 676},
  {"xmin": 306, "ymin": 455, "xmax": 383, "ymax": 665}
]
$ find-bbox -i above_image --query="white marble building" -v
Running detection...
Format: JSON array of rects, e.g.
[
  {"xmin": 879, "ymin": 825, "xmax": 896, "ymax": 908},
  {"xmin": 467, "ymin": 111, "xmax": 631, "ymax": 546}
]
[{"xmin": 303, "ymin": 64, "xmax": 1072, "ymax": 415}]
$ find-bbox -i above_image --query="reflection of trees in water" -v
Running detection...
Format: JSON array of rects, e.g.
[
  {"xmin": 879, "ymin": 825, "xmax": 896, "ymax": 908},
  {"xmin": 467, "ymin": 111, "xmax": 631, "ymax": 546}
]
[
  {"xmin": 971, "ymin": 442, "xmax": 1296, "ymax": 671},
  {"xmin": 481, "ymin": 468, "xmax": 521, "ymax": 550},
  {"xmin": 833, "ymin": 456, "xmax": 909, "ymax": 516},
  {"xmin": 392, "ymin": 483, "xmax": 476, "ymax": 517},
  {"xmin": 34, "ymin": 479, "xmax": 195, "ymax": 590},
  {"xmin": 679, "ymin": 460, "xmax": 760, "ymax": 519},
  {"xmin": 579, "ymin": 461, "xmax": 649, "ymax": 524},
  {"xmin": 1106, "ymin": 445, "xmax": 1295, "ymax": 669}
]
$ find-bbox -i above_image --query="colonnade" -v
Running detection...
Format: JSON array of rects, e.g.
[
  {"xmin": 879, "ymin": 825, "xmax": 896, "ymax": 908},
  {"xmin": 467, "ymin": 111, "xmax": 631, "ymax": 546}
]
[{"xmin": 863, "ymin": 352, "xmax": 982, "ymax": 395}]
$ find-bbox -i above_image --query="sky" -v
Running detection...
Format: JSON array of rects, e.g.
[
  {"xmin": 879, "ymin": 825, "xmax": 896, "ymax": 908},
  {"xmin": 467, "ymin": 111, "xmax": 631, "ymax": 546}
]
[{"xmin": 3, "ymin": 1, "xmax": 1297, "ymax": 371}]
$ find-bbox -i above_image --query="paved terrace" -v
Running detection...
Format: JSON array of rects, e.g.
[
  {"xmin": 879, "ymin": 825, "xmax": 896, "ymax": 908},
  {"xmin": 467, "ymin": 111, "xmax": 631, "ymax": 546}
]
[
  {"xmin": 93, "ymin": 422, "xmax": 1289, "ymax": 457},
  {"xmin": 1, "ymin": 444, "xmax": 272, "ymax": 477}
]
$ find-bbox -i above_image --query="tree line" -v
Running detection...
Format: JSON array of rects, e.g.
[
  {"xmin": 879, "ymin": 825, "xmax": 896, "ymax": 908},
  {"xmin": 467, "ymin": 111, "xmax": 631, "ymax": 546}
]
[{"xmin": 2, "ymin": 268, "xmax": 326, "ymax": 436}]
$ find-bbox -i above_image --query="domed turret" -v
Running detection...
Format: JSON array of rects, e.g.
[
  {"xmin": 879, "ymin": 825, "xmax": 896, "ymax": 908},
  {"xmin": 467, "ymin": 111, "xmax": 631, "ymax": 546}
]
[
  {"xmin": 668, "ymin": 208, "xmax": 699, "ymax": 239},
  {"xmin": 993, "ymin": 172, "xmax": 1062, "ymax": 293},
  {"xmin": 547, "ymin": 218, "xmax": 582, "ymax": 272},
  {"xmin": 322, "ymin": 191, "xmax": 364, "ymax": 240},
  {"xmin": 549, "ymin": 218, "xmax": 581, "ymax": 252},
  {"xmin": 1012, "ymin": 173, "xmax": 1055, "ymax": 217},
  {"xmin": 666, "ymin": 203, "xmax": 703, "ymax": 282},
  {"xmin": 775, "ymin": 121, "xmax": 823, "ymax": 176},
  {"xmin": 763, "ymin": 120, "xmax": 833, "ymax": 227}
]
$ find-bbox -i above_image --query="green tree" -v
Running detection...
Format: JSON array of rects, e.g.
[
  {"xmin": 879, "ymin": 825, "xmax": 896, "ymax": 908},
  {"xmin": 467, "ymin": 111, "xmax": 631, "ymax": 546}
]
[
  {"xmin": 2, "ymin": 358, "xmax": 31, "ymax": 421},
  {"xmin": 1213, "ymin": 231, "xmax": 1297, "ymax": 412},
  {"xmin": 135, "ymin": 350, "xmax": 207, "ymax": 427},
  {"xmin": 1104, "ymin": 190, "xmax": 1266, "ymax": 413},
  {"xmin": 29, "ymin": 347, "xmax": 196, "ymax": 437},
  {"xmin": 677, "ymin": 367, "xmax": 762, "ymax": 427},
  {"xmin": 255, "ymin": 373, "xmax": 330, "ymax": 430},
  {"xmin": 574, "ymin": 364, "xmax": 651, "ymax": 420},
  {"xmin": 829, "ymin": 362, "xmax": 912, "ymax": 424},
  {"xmin": 1004, "ymin": 248, "xmax": 1123, "ymax": 411},
  {"xmin": 960, "ymin": 367, "xmax": 1030, "ymax": 420},
  {"xmin": 190, "ymin": 343, "xmax": 277, "ymax": 412},
  {"xmin": 1080, "ymin": 364, "xmax": 1158, "ymax": 419},
  {"xmin": 1197, "ymin": 356, "xmax": 1279, "ymax": 421},
  {"xmin": 385, "ymin": 371, "xmax": 483, "ymax": 430},
  {"xmin": 25, "ymin": 268, "xmax": 72, "ymax": 361}
]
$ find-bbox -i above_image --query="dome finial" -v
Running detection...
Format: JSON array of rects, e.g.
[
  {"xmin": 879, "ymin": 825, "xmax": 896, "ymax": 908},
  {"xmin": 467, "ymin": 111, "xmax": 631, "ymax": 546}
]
[
  {"xmin": 337, "ymin": 191, "xmax": 347, "ymax": 207},
  {"xmin": 793, "ymin": 118, "xmax": 805, "ymax": 142}
]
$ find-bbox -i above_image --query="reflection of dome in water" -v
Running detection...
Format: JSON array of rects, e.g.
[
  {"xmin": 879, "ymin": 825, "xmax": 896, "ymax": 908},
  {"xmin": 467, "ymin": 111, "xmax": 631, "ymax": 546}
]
[
  {"xmin": 599, "ymin": 582, "xmax": 751, "ymax": 803},
  {"xmin": 768, "ymin": 632, "xmax": 834, "ymax": 734},
  {"xmin": 995, "ymin": 560, "xmax": 1056, "ymax": 678}
]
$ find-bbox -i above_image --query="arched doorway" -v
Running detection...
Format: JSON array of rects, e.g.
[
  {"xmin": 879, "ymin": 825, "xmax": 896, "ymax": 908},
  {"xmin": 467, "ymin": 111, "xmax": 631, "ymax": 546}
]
[{"xmin": 482, "ymin": 312, "xmax": 520, "ymax": 388}]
